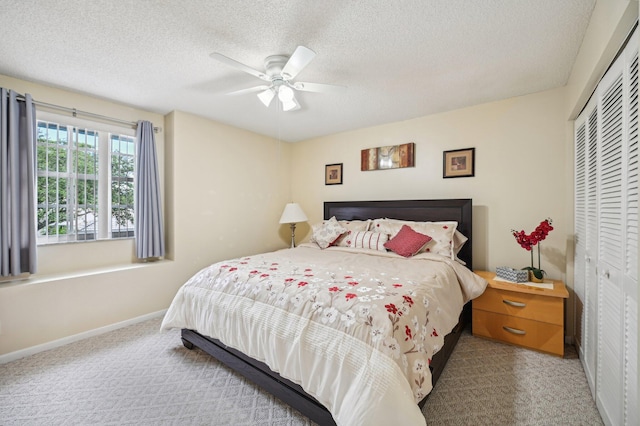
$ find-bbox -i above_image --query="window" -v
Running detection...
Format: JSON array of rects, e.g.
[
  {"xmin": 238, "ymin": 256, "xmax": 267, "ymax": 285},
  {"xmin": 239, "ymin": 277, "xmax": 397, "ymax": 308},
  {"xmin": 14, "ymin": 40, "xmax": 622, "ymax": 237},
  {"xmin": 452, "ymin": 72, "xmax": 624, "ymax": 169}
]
[
  {"xmin": 110, "ymin": 134, "xmax": 135, "ymax": 238},
  {"xmin": 36, "ymin": 114, "xmax": 136, "ymax": 244}
]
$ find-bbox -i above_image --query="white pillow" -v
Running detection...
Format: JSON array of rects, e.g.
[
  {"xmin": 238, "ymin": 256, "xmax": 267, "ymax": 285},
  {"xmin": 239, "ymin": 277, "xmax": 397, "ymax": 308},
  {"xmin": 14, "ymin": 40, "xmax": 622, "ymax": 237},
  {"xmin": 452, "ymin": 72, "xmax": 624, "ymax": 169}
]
[
  {"xmin": 349, "ymin": 231, "xmax": 389, "ymax": 252},
  {"xmin": 311, "ymin": 216, "xmax": 347, "ymax": 249},
  {"xmin": 372, "ymin": 218, "xmax": 458, "ymax": 259},
  {"xmin": 453, "ymin": 230, "xmax": 468, "ymax": 255}
]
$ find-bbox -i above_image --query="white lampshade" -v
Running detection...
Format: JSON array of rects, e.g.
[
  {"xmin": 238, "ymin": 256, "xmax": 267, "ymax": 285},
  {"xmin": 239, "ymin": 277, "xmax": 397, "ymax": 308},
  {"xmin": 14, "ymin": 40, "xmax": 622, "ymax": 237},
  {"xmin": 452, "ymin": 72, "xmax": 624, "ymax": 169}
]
[
  {"xmin": 279, "ymin": 203, "xmax": 308, "ymax": 224},
  {"xmin": 281, "ymin": 97, "xmax": 299, "ymax": 111},
  {"xmin": 257, "ymin": 88, "xmax": 275, "ymax": 107},
  {"xmin": 278, "ymin": 85, "xmax": 295, "ymax": 102}
]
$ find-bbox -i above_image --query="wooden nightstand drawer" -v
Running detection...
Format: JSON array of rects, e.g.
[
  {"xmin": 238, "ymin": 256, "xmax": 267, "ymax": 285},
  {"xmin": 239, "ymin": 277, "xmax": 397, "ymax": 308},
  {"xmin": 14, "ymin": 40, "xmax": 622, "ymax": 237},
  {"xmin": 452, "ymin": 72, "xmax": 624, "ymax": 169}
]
[
  {"xmin": 473, "ymin": 286, "xmax": 564, "ymax": 325},
  {"xmin": 472, "ymin": 271, "xmax": 569, "ymax": 357},
  {"xmin": 472, "ymin": 309, "xmax": 565, "ymax": 356}
]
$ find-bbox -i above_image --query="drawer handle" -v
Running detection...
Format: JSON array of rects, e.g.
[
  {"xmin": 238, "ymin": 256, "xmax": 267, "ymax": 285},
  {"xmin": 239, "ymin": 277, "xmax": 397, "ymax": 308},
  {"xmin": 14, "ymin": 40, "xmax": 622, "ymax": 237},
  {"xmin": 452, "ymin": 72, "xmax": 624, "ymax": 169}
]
[
  {"xmin": 503, "ymin": 326, "xmax": 526, "ymax": 335},
  {"xmin": 503, "ymin": 299, "xmax": 526, "ymax": 308}
]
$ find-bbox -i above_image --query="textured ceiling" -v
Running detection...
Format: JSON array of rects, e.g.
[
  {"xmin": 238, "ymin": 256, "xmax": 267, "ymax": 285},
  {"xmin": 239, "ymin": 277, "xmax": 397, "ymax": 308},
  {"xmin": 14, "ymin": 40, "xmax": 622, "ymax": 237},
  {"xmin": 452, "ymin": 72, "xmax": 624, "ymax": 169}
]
[{"xmin": 0, "ymin": 0, "xmax": 595, "ymax": 142}]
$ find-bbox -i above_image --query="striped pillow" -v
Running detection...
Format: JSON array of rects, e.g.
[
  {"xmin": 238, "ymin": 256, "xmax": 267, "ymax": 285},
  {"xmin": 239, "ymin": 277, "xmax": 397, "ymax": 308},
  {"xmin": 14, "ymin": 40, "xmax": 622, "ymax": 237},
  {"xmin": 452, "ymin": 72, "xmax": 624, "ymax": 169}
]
[{"xmin": 349, "ymin": 231, "xmax": 389, "ymax": 252}]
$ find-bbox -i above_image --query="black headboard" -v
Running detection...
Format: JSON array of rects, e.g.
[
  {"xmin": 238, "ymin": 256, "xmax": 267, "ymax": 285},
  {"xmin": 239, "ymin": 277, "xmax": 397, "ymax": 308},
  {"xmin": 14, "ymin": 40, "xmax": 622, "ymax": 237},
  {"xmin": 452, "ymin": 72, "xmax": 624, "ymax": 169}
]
[{"xmin": 324, "ymin": 199, "xmax": 473, "ymax": 269}]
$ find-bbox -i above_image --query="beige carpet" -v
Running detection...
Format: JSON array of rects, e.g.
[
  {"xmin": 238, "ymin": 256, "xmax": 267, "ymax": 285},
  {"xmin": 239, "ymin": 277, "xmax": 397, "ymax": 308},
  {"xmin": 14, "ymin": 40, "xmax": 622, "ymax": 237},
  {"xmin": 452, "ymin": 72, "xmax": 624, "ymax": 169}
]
[{"xmin": 0, "ymin": 317, "xmax": 602, "ymax": 425}]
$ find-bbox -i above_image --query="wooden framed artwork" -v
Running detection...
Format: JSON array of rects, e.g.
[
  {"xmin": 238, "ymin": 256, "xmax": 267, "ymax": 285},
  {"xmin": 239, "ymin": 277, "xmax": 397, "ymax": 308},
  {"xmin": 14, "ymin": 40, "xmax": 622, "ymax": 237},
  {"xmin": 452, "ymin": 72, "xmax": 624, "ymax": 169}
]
[
  {"xmin": 361, "ymin": 142, "xmax": 415, "ymax": 171},
  {"xmin": 443, "ymin": 148, "xmax": 475, "ymax": 178},
  {"xmin": 325, "ymin": 163, "xmax": 343, "ymax": 185}
]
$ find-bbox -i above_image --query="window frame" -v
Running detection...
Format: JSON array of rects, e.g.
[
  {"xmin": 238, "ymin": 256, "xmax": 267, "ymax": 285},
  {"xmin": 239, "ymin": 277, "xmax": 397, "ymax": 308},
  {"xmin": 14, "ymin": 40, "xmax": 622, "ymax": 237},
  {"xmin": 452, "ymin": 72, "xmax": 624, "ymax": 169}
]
[{"xmin": 36, "ymin": 111, "xmax": 136, "ymax": 245}]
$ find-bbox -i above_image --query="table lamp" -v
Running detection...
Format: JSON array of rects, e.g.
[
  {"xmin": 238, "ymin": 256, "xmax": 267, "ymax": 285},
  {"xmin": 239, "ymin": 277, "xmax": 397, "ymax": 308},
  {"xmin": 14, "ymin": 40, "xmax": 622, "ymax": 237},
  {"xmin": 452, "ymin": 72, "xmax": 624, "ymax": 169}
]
[{"xmin": 279, "ymin": 203, "xmax": 308, "ymax": 248}]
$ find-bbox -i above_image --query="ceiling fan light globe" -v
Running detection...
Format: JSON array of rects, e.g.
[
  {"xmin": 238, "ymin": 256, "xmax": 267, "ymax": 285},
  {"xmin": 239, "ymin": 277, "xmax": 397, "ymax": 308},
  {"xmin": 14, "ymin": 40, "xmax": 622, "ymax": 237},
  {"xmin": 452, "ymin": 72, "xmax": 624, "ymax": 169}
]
[
  {"xmin": 282, "ymin": 98, "xmax": 298, "ymax": 111},
  {"xmin": 257, "ymin": 89, "xmax": 275, "ymax": 107},
  {"xmin": 278, "ymin": 86, "xmax": 295, "ymax": 102}
]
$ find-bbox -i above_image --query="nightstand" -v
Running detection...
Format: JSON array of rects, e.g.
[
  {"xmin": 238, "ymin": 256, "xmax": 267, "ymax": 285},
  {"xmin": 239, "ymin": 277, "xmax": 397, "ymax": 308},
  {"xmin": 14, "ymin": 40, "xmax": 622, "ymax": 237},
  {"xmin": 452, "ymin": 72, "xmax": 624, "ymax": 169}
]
[{"xmin": 472, "ymin": 270, "xmax": 569, "ymax": 357}]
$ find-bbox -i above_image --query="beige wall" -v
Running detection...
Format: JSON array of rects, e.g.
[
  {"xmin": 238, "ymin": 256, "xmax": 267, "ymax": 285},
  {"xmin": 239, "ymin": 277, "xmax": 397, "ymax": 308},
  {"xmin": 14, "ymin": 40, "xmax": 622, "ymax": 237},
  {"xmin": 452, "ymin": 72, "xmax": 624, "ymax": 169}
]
[
  {"xmin": 167, "ymin": 110, "xmax": 292, "ymax": 276},
  {"xmin": 291, "ymin": 88, "xmax": 569, "ymax": 280},
  {"xmin": 0, "ymin": 77, "xmax": 292, "ymax": 356}
]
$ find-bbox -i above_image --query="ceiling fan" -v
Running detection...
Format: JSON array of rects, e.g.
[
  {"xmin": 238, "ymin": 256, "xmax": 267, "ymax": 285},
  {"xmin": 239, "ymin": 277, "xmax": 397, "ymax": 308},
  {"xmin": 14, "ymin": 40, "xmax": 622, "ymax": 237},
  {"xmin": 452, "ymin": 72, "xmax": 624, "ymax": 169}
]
[{"xmin": 211, "ymin": 46, "xmax": 344, "ymax": 111}]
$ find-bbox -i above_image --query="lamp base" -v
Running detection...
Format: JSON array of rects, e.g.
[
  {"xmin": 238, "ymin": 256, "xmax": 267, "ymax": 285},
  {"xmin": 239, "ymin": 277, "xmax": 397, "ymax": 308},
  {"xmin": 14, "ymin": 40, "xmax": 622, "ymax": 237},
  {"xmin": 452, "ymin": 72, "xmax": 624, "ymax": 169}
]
[{"xmin": 289, "ymin": 223, "xmax": 297, "ymax": 248}]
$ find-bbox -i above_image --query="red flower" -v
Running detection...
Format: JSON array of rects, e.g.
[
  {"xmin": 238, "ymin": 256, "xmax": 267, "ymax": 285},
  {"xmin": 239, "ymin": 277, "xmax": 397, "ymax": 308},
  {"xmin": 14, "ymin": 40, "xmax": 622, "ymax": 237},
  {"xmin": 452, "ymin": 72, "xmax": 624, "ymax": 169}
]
[
  {"xmin": 512, "ymin": 219, "xmax": 554, "ymax": 275},
  {"xmin": 297, "ymin": 281, "xmax": 308, "ymax": 287},
  {"xmin": 393, "ymin": 283, "xmax": 403, "ymax": 288},
  {"xmin": 348, "ymin": 281, "xmax": 359, "ymax": 286},
  {"xmin": 403, "ymin": 295, "xmax": 414, "ymax": 306},
  {"xmin": 385, "ymin": 303, "xmax": 398, "ymax": 314},
  {"xmin": 284, "ymin": 278, "xmax": 295, "ymax": 283},
  {"xmin": 345, "ymin": 293, "xmax": 357, "ymax": 300},
  {"xmin": 431, "ymin": 328, "xmax": 438, "ymax": 337},
  {"xmin": 512, "ymin": 218, "xmax": 554, "ymax": 250},
  {"xmin": 260, "ymin": 273, "xmax": 269, "ymax": 278},
  {"xmin": 249, "ymin": 270, "xmax": 259, "ymax": 275},
  {"xmin": 228, "ymin": 267, "xmax": 237, "ymax": 272},
  {"xmin": 329, "ymin": 286, "xmax": 340, "ymax": 292},
  {"xmin": 405, "ymin": 325, "xmax": 413, "ymax": 341}
]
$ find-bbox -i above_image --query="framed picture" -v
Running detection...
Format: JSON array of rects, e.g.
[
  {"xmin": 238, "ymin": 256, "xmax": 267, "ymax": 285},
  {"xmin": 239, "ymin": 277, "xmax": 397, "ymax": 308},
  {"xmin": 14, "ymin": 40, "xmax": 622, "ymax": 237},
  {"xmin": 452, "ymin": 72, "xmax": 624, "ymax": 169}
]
[
  {"xmin": 361, "ymin": 142, "xmax": 415, "ymax": 171},
  {"xmin": 443, "ymin": 148, "xmax": 475, "ymax": 178},
  {"xmin": 325, "ymin": 163, "xmax": 343, "ymax": 185}
]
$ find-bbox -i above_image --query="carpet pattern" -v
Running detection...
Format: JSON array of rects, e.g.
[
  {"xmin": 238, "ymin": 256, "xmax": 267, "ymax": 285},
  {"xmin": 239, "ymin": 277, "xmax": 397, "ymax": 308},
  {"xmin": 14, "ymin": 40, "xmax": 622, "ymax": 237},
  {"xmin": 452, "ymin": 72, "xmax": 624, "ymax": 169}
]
[{"xmin": 0, "ymin": 317, "xmax": 602, "ymax": 425}]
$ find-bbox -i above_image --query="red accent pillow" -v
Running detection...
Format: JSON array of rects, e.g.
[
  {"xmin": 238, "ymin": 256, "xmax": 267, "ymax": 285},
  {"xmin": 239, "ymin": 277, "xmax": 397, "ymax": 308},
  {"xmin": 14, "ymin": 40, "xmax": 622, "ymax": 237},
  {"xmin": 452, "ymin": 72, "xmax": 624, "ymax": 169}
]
[{"xmin": 384, "ymin": 225, "xmax": 433, "ymax": 258}]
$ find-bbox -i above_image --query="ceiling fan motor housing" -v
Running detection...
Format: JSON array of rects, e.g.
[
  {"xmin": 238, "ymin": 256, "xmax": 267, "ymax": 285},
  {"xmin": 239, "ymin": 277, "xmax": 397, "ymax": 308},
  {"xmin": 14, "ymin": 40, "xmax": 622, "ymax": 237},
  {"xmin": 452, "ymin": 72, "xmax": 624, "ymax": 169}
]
[{"xmin": 264, "ymin": 55, "xmax": 289, "ymax": 78}]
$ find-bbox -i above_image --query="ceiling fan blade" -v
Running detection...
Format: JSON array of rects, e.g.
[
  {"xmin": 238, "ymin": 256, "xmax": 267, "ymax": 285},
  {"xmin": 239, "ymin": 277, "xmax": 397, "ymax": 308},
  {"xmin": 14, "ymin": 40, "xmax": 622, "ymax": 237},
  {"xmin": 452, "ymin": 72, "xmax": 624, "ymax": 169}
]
[
  {"xmin": 210, "ymin": 52, "xmax": 270, "ymax": 81},
  {"xmin": 227, "ymin": 85, "xmax": 271, "ymax": 96},
  {"xmin": 281, "ymin": 46, "xmax": 316, "ymax": 80},
  {"xmin": 257, "ymin": 88, "xmax": 275, "ymax": 107},
  {"xmin": 292, "ymin": 81, "xmax": 346, "ymax": 93}
]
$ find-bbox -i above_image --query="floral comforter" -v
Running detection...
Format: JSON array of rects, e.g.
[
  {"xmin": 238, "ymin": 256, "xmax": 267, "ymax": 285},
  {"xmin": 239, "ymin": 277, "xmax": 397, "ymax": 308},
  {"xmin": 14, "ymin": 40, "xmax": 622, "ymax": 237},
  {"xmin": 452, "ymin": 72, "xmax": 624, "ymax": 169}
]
[{"xmin": 161, "ymin": 243, "xmax": 487, "ymax": 426}]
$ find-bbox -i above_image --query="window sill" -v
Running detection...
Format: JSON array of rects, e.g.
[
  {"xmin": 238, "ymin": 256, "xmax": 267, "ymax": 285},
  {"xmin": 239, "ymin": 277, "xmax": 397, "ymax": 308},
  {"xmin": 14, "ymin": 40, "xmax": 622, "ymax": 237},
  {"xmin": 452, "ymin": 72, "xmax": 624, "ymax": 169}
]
[{"xmin": 0, "ymin": 258, "xmax": 172, "ymax": 288}]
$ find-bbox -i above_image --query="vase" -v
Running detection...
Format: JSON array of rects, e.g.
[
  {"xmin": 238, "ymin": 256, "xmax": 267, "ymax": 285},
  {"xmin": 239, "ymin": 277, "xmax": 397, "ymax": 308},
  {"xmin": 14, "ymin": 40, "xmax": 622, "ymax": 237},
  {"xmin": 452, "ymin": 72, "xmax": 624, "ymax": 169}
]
[{"xmin": 528, "ymin": 270, "xmax": 544, "ymax": 283}]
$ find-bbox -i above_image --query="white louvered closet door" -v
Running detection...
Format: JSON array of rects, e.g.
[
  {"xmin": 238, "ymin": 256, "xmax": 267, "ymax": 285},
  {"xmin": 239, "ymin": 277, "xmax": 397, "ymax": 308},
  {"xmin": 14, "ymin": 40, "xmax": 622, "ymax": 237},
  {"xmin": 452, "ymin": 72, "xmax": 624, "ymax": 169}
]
[
  {"xmin": 574, "ymin": 26, "xmax": 638, "ymax": 426},
  {"xmin": 585, "ymin": 105, "xmax": 599, "ymax": 390},
  {"xmin": 623, "ymin": 42, "xmax": 638, "ymax": 426},
  {"xmin": 597, "ymin": 59, "xmax": 625, "ymax": 426},
  {"xmin": 574, "ymin": 99, "xmax": 599, "ymax": 393},
  {"xmin": 574, "ymin": 111, "xmax": 586, "ymax": 354}
]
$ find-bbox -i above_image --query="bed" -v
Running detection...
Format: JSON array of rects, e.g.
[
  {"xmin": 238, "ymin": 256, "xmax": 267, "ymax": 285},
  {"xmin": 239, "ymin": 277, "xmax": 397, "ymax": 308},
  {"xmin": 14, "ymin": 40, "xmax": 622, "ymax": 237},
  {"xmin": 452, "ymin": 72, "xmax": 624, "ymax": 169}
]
[{"xmin": 161, "ymin": 199, "xmax": 487, "ymax": 425}]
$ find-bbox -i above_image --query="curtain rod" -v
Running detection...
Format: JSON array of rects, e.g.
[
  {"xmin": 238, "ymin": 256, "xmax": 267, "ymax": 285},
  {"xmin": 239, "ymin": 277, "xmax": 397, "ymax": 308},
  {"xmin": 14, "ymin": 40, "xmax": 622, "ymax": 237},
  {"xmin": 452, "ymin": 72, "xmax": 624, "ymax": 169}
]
[{"xmin": 15, "ymin": 95, "xmax": 162, "ymax": 133}]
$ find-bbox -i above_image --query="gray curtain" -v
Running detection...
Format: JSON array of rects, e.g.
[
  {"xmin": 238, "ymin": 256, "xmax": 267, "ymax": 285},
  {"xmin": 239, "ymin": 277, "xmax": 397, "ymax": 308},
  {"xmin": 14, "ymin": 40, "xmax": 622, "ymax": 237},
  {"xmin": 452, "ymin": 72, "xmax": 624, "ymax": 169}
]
[
  {"xmin": 135, "ymin": 120, "xmax": 164, "ymax": 259},
  {"xmin": 0, "ymin": 89, "xmax": 37, "ymax": 277}
]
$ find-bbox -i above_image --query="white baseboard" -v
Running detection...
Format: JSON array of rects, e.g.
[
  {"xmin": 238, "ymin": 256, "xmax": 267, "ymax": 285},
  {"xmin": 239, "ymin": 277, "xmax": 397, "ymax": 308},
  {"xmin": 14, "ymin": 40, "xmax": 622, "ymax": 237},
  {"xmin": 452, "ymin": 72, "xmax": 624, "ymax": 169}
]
[{"xmin": 0, "ymin": 309, "xmax": 167, "ymax": 365}]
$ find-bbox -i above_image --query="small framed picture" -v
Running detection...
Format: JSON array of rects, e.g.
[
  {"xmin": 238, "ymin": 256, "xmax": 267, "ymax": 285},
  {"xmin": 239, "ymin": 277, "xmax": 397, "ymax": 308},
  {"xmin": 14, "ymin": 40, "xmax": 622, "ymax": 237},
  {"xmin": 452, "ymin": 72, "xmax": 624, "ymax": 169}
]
[
  {"xmin": 443, "ymin": 148, "xmax": 475, "ymax": 178},
  {"xmin": 325, "ymin": 163, "xmax": 343, "ymax": 185}
]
